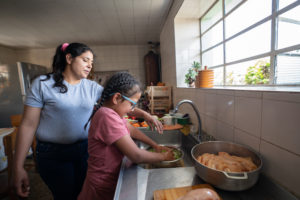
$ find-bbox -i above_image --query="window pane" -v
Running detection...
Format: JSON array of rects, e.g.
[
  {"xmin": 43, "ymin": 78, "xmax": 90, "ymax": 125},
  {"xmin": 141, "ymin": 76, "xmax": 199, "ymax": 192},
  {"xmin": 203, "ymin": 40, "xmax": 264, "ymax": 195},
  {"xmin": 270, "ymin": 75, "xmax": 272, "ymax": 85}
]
[
  {"xmin": 278, "ymin": 0, "xmax": 297, "ymax": 10},
  {"xmin": 212, "ymin": 67, "xmax": 224, "ymax": 85},
  {"xmin": 276, "ymin": 49, "xmax": 300, "ymax": 84},
  {"xmin": 225, "ymin": 0, "xmax": 243, "ymax": 14},
  {"xmin": 226, "ymin": 21, "xmax": 271, "ymax": 63},
  {"xmin": 202, "ymin": 21, "xmax": 223, "ymax": 51},
  {"xmin": 201, "ymin": 0, "xmax": 222, "ymax": 33},
  {"xmin": 226, "ymin": 57, "xmax": 270, "ymax": 85},
  {"xmin": 202, "ymin": 44, "xmax": 223, "ymax": 67},
  {"xmin": 277, "ymin": 5, "xmax": 300, "ymax": 49},
  {"xmin": 225, "ymin": 0, "xmax": 271, "ymax": 38}
]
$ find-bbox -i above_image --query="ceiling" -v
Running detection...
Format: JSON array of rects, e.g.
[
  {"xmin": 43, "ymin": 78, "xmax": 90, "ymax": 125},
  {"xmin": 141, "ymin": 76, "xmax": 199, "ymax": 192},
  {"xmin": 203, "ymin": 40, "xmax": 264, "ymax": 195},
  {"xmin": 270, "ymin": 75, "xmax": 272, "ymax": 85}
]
[{"xmin": 0, "ymin": 0, "xmax": 173, "ymax": 49}]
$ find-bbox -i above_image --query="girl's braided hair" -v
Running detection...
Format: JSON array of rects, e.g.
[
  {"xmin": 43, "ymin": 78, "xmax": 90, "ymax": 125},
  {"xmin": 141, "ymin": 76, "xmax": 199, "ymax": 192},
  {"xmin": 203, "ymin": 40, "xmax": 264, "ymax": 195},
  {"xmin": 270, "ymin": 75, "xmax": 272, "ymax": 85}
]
[
  {"xmin": 84, "ymin": 71, "xmax": 141, "ymax": 129},
  {"xmin": 42, "ymin": 43, "xmax": 94, "ymax": 93}
]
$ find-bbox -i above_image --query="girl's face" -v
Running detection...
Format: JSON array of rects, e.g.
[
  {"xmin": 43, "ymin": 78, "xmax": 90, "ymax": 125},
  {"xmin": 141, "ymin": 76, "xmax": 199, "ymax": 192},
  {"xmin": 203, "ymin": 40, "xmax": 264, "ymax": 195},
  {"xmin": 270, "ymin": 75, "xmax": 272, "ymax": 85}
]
[
  {"xmin": 115, "ymin": 92, "xmax": 141, "ymax": 117},
  {"xmin": 67, "ymin": 51, "xmax": 93, "ymax": 79}
]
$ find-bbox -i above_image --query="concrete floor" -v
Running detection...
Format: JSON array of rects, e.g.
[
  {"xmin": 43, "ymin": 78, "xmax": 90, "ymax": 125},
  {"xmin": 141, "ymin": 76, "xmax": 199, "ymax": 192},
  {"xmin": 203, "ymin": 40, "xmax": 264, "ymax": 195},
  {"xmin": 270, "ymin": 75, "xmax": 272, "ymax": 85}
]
[{"xmin": 0, "ymin": 158, "xmax": 53, "ymax": 200}]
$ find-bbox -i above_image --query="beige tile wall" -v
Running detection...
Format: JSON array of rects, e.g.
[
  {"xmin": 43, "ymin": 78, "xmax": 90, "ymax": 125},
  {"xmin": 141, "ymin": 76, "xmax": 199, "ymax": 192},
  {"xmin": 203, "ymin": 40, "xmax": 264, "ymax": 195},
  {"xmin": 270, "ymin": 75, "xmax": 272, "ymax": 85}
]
[{"xmin": 160, "ymin": 0, "xmax": 300, "ymax": 197}]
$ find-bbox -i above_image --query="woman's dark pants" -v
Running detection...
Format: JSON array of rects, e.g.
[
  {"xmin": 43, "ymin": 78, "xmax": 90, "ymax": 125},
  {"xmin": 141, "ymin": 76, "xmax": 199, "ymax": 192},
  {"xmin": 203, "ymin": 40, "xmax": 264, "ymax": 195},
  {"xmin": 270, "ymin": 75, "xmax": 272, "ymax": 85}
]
[{"xmin": 36, "ymin": 140, "xmax": 88, "ymax": 200}]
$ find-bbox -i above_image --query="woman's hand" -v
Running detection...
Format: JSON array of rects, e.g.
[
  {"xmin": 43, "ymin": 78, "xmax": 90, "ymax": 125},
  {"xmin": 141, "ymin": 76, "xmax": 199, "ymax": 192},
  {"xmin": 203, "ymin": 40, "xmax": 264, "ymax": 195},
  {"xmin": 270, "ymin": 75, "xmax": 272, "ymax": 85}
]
[
  {"xmin": 13, "ymin": 167, "xmax": 30, "ymax": 197},
  {"xmin": 144, "ymin": 113, "xmax": 164, "ymax": 134}
]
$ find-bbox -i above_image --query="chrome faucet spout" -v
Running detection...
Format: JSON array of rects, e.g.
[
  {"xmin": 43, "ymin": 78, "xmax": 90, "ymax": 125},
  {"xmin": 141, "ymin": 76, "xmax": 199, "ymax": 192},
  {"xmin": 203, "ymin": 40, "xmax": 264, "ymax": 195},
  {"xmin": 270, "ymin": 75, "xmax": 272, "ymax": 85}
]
[{"xmin": 172, "ymin": 99, "xmax": 202, "ymax": 142}]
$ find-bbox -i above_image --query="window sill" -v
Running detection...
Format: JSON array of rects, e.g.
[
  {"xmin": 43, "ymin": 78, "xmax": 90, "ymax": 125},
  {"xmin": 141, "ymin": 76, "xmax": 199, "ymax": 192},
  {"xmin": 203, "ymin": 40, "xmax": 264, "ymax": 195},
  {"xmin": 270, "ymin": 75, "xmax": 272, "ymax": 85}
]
[{"xmin": 177, "ymin": 86, "xmax": 300, "ymax": 93}]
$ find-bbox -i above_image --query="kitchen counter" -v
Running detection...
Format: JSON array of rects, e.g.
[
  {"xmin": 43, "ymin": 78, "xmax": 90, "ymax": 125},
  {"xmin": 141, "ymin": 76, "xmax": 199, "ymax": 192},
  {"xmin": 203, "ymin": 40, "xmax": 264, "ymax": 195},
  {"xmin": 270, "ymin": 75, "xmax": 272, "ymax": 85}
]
[
  {"xmin": 115, "ymin": 163, "xmax": 298, "ymax": 200},
  {"xmin": 114, "ymin": 131, "xmax": 298, "ymax": 200}
]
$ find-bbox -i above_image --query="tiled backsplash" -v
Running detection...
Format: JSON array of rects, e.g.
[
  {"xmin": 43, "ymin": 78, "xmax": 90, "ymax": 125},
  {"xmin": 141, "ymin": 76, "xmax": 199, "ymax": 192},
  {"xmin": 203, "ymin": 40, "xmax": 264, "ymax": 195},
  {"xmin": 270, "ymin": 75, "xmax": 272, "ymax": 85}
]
[
  {"xmin": 160, "ymin": 0, "xmax": 300, "ymax": 196},
  {"xmin": 172, "ymin": 88, "xmax": 300, "ymax": 197}
]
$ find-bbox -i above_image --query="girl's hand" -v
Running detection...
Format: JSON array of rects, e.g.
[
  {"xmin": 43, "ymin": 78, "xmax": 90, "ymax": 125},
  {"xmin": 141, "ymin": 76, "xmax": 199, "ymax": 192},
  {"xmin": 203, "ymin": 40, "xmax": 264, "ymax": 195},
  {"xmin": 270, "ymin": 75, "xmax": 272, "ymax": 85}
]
[
  {"xmin": 13, "ymin": 167, "xmax": 30, "ymax": 197},
  {"xmin": 162, "ymin": 150, "xmax": 174, "ymax": 161},
  {"xmin": 153, "ymin": 145, "xmax": 171, "ymax": 153},
  {"xmin": 144, "ymin": 114, "xmax": 164, "ymax": 134}
]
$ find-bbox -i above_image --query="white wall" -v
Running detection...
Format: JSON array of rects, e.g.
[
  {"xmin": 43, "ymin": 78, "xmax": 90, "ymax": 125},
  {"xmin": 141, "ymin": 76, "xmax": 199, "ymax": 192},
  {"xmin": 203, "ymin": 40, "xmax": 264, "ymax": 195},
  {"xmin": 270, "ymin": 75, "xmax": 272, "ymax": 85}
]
[
  {"xmin": 91, "ymin": 45, "xmax": 148, "ymax": 87},
  {"xmin": 12, "ymin": 45, "xmax": 149, "ymax": 86},
  {"xmin": 174, "ymin": 18, "xmax": 200, "ymax": 87},
  {"xmin": 0, "ymin": 45, "xmax": 17, "ymax": 64},
  {"xmin": 160, "ymin": 0, "xmax": 300, "ymax": 197},
  {"xmin": 16, "ymin": 48, "xmax": 55, "ymax": 68}
]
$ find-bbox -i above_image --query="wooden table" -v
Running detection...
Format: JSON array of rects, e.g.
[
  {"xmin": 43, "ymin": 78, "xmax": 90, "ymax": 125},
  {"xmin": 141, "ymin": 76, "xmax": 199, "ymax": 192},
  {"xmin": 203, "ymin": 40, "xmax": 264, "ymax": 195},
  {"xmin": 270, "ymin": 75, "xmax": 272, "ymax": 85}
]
[{"xmin": 0, "ymin": 128, "xmax": 15, "ymax": 171}]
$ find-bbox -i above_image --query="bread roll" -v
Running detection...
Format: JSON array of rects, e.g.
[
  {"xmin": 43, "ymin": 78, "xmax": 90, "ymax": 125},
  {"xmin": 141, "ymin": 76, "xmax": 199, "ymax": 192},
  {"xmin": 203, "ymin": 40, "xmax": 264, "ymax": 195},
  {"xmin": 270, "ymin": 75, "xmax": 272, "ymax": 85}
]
[
  {"xmin": 176, "ymin": 188, "xmax": 221, "ymax": 200},
  {"xmin": 196, "ymin": 152, "xmax": 257, "ymax": 173}
]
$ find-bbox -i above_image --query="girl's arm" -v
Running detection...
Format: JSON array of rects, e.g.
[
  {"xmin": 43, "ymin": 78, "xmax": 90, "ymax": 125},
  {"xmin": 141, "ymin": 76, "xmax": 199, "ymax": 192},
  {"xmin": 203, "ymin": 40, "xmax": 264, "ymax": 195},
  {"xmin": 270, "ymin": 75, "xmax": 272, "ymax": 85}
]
[
  {"xmin": 114, "ymin": 134, "xmax": 173, "ymax": 164},
  {"xmin": 126, "ymin": 122, "xmax": 159, "ymax": 149},
  {"xmin": 128, "ymin": 108, "xmax": 163, "ymax": 134},
  {"xmin": 13, "ymin": 106, "xmax": 41, "ymax": 197}
]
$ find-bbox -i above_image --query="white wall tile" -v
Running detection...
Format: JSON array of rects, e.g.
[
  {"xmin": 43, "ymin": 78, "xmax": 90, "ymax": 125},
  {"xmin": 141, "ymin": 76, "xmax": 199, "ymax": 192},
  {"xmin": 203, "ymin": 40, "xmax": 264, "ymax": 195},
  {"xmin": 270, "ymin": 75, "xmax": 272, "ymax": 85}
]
[
  {"xmin": 194, "ymin": 89, "xmax": 205, "ymax": 114},
  {"xmin": 216, "ymin": 121, "xmax": 234, "ymax": 141},
  {"xmin": 204, "ymin": 115, "xmax": 217, "ymax": 138},
  {"xmin": 263, "ymin": 92, "xmax": 300, "ymax": 103},
  {"xmin": 205, "ymin": 92, "xmax": 217, "ymax": 118},
  {"xmin": 235, "ymin": 96, "xmax": 262, "ymax": 137},
  {"xmin": 216, "ymin": 89, "xmax": 235, "ymax": 96},
  {"xmin": 262, "ymin": 100, "xmax": 300, "ymax": 155},
  {"xmin": 235, "ymin": 90, "xmax": 262, "ymax": 98},
  {"xmin": 217, "ymin": 94, "xmax": 234, "ymax": 125},
  {"xmin": 260, "ymin": 141, "xmax": 300, "ymax": 197},
  {"xmin": 234, "ymin": 128, "xmax": 260, "ymax": 153}
]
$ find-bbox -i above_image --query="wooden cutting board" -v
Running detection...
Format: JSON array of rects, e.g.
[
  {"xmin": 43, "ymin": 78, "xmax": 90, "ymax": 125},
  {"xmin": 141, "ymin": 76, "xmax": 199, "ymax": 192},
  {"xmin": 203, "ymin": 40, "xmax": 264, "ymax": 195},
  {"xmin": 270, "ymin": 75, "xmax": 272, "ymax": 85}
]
[
  {"xmin": 163, "ymin": 124, "xmax": 183, "ymax": 130},
  {"xmin": 153, "ymin": 184, "xmax": 216, "ymax": 200}
]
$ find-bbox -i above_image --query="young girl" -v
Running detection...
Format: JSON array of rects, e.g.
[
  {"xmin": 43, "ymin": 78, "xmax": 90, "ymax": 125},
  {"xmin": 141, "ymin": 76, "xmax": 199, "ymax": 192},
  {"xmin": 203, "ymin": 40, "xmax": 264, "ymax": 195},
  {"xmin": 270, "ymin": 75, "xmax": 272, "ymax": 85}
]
[{"xmin": 78, "ymin": 72, "xmax": 173, "ymax": 200}]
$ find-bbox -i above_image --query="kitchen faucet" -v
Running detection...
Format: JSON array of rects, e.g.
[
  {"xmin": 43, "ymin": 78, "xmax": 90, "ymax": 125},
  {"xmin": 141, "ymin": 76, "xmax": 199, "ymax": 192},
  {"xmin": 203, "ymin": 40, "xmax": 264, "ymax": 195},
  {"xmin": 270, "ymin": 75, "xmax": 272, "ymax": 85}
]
[{"xmin": 172, "ymin": 99, "xmax": 202, "ymax": 142}]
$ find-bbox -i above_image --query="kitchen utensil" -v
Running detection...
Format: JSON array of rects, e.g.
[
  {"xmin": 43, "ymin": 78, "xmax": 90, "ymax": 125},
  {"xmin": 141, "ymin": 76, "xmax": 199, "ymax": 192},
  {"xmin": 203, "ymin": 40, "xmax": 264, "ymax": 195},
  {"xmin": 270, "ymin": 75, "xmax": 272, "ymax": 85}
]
[
  {"xmin": 191, "ymin": 141, "xmax": 262, "ymax": 191},
  {"xmin": 148, "ymin": 146, "xmax": 184, "ymax": 168},
  {"xmin": 195, "ymin": 66, "xmax": 214, "ymax": 88},
  {"xmin": 162, "ymin": 115, "xmax": 173, "ymax": 125},
  {"xmin": 153, "ymin": 184, "xmax": 217, "ymax": 200}
]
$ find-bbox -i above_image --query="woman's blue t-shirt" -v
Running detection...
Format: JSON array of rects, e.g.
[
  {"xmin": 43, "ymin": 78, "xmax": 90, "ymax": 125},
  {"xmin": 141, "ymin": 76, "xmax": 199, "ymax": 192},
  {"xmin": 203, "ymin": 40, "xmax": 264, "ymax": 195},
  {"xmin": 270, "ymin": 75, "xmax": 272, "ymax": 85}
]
[{"xmin": 25, "ymin": 75, "xmax": 103, "ymax": 144}]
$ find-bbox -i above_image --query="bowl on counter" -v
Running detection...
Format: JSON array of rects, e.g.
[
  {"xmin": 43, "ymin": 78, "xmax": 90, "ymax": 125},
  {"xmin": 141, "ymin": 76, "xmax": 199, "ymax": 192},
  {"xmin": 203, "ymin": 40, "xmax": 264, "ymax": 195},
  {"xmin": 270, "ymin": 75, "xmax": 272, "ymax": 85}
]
[
  {"xmin": 147, "ymin": 145, "xmax": 184, "ymax": 168},
  {"xmin": 191, "ymin": 141, "xmax": 262, "ymax": 191}
]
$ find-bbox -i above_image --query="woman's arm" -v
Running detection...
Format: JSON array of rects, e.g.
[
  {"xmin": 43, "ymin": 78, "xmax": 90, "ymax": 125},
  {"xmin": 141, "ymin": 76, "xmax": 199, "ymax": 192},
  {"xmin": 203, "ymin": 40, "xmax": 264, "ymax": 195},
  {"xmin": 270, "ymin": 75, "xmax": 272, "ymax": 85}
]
[
  {"xmin": 13, "ymin": 106, "xmax": 41, "ymax": 197},
  {"xmin": 128, "ymin": 108, "xmax": 163, "ymax": 134}
]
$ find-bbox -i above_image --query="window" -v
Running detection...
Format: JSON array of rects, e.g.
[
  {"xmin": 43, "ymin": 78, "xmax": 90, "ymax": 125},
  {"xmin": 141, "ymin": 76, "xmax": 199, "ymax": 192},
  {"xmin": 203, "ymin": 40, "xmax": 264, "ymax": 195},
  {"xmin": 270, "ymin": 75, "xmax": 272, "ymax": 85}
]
[{"xmin": 200, "ymin": 0, "xmax": 300, "ymax": 86}]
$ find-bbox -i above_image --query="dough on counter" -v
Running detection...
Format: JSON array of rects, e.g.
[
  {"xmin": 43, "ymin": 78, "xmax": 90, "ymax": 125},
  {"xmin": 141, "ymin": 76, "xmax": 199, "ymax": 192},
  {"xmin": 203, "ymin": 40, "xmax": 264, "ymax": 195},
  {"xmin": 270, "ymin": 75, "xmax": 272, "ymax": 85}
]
[
  {"xmin": 176, "ymin": 188, "xmax": 221, "ymax": 200},
  {"xmin": 196, "ymin": 152, "xmax": 257, "ymax": 173}
]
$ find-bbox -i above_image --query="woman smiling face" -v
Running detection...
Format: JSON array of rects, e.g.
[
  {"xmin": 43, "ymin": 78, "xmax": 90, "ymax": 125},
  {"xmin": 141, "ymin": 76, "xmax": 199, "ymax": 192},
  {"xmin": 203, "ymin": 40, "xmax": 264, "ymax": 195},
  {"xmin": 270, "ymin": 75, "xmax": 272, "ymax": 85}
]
[{"xmin": 65, "ymin": 50, "xmax": 94, "ymax": 81}]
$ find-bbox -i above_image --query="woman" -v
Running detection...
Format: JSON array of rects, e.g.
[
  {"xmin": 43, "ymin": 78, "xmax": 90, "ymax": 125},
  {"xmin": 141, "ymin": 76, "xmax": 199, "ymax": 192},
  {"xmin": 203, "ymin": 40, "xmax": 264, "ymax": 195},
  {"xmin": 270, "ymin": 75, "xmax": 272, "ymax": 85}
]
[{"xmin": 13, "ymin": 42, "xmax": 163, "ymax": 200}]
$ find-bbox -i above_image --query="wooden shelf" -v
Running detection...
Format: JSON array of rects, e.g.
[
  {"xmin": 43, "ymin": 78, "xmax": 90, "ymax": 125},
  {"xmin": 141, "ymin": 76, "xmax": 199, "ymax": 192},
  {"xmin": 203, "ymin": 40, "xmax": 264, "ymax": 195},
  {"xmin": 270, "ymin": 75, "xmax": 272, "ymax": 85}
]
[{"xmin": 146, "ymin": 86, "xmax": 172, "ymax": 114}]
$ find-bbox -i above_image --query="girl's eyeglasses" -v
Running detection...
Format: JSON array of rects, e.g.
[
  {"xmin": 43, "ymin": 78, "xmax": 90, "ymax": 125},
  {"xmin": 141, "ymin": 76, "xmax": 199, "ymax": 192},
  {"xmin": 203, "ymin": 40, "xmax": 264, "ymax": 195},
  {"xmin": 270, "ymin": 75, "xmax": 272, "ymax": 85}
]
[{"xmin": 121, "ymin": 95, "xmax": 137, "ymax": 110}]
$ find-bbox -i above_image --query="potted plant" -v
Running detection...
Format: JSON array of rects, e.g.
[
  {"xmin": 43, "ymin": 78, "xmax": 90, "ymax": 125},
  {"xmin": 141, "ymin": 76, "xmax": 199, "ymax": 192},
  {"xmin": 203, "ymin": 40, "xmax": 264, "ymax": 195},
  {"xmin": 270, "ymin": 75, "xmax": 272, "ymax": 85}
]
[
  {"xmin": 185, "ymin": 61, "xmax": 201, "ymax": 87},
  {"xmin": 245, "ymin": 60, "xmax": 270, "ymax": 85}
]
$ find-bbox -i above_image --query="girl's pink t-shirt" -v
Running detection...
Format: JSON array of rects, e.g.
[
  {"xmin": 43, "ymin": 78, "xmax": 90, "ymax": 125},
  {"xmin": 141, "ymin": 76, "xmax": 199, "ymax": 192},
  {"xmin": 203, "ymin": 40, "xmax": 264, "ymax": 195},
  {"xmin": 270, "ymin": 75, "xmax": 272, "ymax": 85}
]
[{"xmin": 78, "ymin": 107, "xmax": 129, "ymax": 200}]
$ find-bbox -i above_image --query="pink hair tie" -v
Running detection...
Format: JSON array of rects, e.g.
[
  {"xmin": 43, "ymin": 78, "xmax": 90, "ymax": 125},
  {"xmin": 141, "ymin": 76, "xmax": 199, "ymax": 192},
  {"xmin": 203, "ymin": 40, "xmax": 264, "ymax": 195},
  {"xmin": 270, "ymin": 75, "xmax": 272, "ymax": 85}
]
[{"xmin": 61, "ymin": 43, "xmax": 69, "ymax": 52}]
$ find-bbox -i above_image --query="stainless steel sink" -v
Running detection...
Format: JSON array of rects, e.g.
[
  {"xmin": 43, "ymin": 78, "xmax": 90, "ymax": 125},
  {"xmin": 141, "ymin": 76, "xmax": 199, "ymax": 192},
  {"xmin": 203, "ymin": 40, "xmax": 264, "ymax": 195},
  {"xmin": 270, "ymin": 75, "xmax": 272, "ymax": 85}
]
[
  {"xmin": 114, "ymin": 129, "xmax": 298, "ymax": 200},
  {"xmin": 136, "ymin": 129, "xmax": 195, "ymax": 168}
]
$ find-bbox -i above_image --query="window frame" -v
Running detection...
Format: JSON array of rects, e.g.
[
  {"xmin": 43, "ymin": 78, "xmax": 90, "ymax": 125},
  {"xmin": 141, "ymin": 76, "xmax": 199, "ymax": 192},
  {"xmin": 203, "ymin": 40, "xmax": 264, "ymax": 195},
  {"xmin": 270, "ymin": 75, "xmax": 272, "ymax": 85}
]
[{"xmin": 200, "ymin": 0, "xmax": 300, "ymax": 86}]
